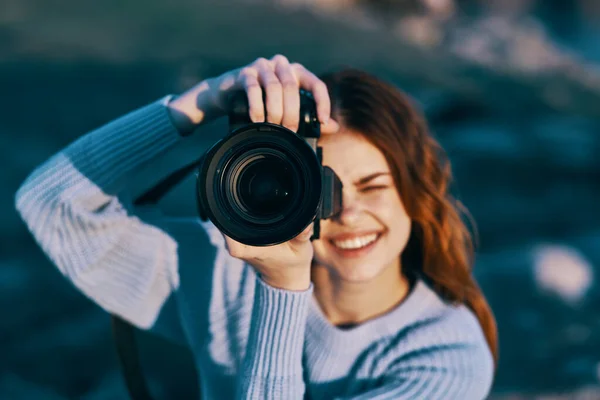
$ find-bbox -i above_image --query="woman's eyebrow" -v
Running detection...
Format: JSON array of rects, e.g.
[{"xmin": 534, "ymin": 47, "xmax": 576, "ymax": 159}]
[{"xmin": 354, "ymin": 172, "xmax": 391, "ymax": 186}]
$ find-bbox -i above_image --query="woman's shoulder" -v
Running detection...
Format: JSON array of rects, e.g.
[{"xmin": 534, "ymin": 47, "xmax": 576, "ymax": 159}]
[
  {"xmin": 391, "ymin": 278, "xmax": 494, "ymax": 374},
  {"xmin": 404, "ymin": 279, "xmax": 490, "ymax": 347},
  {"xmin": 374, "ymin": 279, "xmax": 495, "ymax": 400}
]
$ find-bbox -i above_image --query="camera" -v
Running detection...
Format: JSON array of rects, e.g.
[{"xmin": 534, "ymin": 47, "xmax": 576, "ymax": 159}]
[{"xmin": 195, "ymin": 89, "xmax": 343, "ymax": 246}]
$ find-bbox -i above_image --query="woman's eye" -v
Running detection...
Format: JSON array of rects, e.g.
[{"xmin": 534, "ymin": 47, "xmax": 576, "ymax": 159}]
[{"xmin": 361, "ymin": 185, "xmax": 389, "ymax": 193}]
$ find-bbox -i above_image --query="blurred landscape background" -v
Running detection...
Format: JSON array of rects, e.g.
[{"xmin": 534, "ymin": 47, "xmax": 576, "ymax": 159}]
[{"xmin": 1, "ymin": 0, "xmax": 600, "ymax": 398}]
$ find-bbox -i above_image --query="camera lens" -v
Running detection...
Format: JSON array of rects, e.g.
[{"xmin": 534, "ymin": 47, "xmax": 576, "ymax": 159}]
[
  {"xmin": 197, "ymin": 127, "xmax": 323, "ymax": 246},
  {"xmin": 226, "ymin": 148, "xmax": 302, "ymax": 224},
  {"xmin": 236, "ymin": 155, "xmax": 295, "ymax": 216}
]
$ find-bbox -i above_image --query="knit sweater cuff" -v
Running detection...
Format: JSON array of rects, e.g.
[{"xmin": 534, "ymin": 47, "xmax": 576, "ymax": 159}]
[{"xmin": 239, "ymin": 275, "xmax": 312, "ymax": 396}]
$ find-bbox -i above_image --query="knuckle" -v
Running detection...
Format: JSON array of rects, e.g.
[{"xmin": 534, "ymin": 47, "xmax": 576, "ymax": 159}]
[
  {"xmin": 254, "ymin": 57, "xmax": 270, "ymax": 68},
  {"xmin": 239, "ymin": 67, "xmax": 255, "ymax": 79},
  {"xmin": 271, "ymin": 54, "xmax": 289, "ymax": 64},
  {"xmin": 240, "ymin": 66, "xmax": 254, "ymax": 76}
]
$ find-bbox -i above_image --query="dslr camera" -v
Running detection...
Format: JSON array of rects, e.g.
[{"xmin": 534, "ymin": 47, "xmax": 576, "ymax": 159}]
[{"xmin": 196, "ymin": 89, "xmax": 343, "ymax": 246}]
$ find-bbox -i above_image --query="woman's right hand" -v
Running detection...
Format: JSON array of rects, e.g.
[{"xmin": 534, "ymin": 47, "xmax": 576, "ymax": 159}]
[
  {"xmin": 167, "ymin": 54, "xmax": 340, "ymax": 134},
  {"xmin": 169, "ymin": 55, "xmax": 341, "ymax": 291}
]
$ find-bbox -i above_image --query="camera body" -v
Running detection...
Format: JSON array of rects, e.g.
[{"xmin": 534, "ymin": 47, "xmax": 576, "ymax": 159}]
[{"xmin": 196, "ymin": 89, "xmax": 343, "ymax": 246}]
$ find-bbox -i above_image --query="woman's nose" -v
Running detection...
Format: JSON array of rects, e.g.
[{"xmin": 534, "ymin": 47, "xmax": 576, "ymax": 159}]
[{"xmin": 333, "ymin": 192, "xmax": 362, "ymax": 225}]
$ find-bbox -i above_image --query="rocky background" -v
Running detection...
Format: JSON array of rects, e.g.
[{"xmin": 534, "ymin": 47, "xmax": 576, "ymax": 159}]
[{"xmin": 1, "ymin": 0, "xmax": 600, "ymax": 398}]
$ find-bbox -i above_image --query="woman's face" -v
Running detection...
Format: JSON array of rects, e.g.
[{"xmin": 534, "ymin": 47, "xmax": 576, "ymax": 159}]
[{"xmin": 312, "ymin": 128, "xmax": 412, "ymax": 283}]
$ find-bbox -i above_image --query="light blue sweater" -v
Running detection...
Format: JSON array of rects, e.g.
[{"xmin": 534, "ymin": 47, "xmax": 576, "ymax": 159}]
[{"xmin": 15, "ymin": 97, "xmax": 495, "ymax": 399}]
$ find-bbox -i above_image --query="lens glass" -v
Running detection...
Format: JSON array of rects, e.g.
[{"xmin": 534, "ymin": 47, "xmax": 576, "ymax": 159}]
[
  {"xmin": 236, "ymin": 155, "xmax": 296, "ymax": 217},
  {"xmin": 204, "ymin": 129, "xmax": 324, "ymax": 244}
]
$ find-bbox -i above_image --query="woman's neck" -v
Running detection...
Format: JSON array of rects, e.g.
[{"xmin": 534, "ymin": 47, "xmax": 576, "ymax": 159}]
[{"xmin": 311, "ymin": 260, "xmax": 411, "ymax": 327}]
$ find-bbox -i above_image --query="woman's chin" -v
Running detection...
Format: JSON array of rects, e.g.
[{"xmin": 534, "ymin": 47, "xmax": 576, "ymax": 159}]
[{"xmin": 330, "ymin": 261, "xmax": 385, "ymax": 284}]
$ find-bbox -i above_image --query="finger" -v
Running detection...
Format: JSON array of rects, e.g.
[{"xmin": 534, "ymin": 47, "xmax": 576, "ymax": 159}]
[
  {"xmin": 238, "ymin": 67, "xmax": 264, "ymax": 122},
  {"xmin": 272, "ymin": 55, "xmax": 300, "ymax": 132},
  {"xmin": 291, "ymin": 63, "xmax": 331, "ymax": 125},
  {"xmin": 292, "ymin": 223, "xmax": 314, "ymax": 243},
  {"xmin": 288, "ymin": 224, "xmax": 315, "ymax": 259},
  {"xmin": 223, "ymin": 234, "xmax": 250, "ymax": 259},
  {"xmin": 255, "ymin": 58, "xmax": 283, "ymax": 125},
  {"xmin": 320, "ymin": 117, "xmax": 340, "ymax": 135}
]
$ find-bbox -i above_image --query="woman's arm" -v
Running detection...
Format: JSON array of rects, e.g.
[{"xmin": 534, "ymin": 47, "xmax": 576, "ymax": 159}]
[
  {"xmin": 236, "ymin": 277, "xmax": 313, "ymax": 399},
  {"xmin": 14, "ymin": 96, "xmax": 195, "ymax": 342},
  {"xmin": 180, "ymin": 54, "xmax": 337, "ymax": 400}
]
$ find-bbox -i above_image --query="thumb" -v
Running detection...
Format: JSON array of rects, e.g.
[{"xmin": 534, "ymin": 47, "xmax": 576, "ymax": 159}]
[
  {"xmin": 288, "ymin": 224, "xmax": 315, "ymax": 259},
  {"xmin": 292, "ymin": 224, "xmax": 314, "ymax": 243},
  {"xmin": 320, "ymin": 118, "xmax": 340, "ymax": 135}
]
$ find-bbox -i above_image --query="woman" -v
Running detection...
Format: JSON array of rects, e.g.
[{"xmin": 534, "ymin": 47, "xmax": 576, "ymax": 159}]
[{"xmin": 15, "ymin": 54, "xmax": 497, "ymax": 399}]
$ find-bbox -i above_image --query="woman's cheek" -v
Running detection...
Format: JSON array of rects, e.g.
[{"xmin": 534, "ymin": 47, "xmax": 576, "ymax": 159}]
[{"xmin": 364, "ymin": 194, "xmax": 393, "ymax": 217}]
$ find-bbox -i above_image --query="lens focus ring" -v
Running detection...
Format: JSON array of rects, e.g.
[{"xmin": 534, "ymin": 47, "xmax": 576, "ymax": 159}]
[
  {"xmin": 226, "ymin": 148, "xmax": 302, "ymax": 224},
  {"xmin": 198, "ymin": 125, "xmax": 322, "ymax": 246}
]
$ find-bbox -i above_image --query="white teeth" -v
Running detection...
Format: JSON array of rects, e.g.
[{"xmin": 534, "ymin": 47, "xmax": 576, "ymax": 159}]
[{"xmin": 333, "ymin": 234, "xmax": 378, "ymax": 250}]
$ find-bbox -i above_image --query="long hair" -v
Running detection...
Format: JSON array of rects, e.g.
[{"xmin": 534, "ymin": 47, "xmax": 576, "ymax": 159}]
[{"xmin": 319, "ymin": 68, "xmax": 499, "ymax": 367}]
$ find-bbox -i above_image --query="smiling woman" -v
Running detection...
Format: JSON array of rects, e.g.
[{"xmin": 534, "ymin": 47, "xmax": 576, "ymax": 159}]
[
  {"xmin": 15, "ymin": 55, "xmax": 496, "ymax": 400},
  {"xmin": 314, "ymin": 69, "xmax": 498, "ymax": 360}
]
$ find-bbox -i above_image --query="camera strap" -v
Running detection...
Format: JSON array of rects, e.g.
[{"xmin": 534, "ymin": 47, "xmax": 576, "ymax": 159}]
[{"xmin": 112, "ymin": 156, "xmax": 205, "ymax": 400}]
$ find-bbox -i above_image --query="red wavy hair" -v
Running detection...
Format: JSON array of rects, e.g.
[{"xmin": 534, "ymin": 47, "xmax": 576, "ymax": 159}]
[{"xmin": 319, "ymin": 68, "xmax": 499, "ymax": 368}]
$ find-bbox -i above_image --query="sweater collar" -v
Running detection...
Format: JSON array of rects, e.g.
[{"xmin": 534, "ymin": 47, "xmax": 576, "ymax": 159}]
[{"xmin": 305, "ymin": 279, "xmax": 439, "ymax": 354}]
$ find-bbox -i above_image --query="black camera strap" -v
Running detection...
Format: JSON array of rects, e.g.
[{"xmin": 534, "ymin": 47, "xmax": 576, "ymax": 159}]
[
  {"xmin": 112, "ymin": 157, "xmax": 205, "ymax": 400},
  {"xmin": 113, "ymin": 90, "xmax": 259, "ymax": 399}
]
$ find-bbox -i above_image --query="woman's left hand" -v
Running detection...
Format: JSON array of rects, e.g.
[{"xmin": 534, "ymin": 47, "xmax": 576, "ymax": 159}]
[{"xmin": 224, "ymin": 224, "xmax": 314, "ymax": 291}]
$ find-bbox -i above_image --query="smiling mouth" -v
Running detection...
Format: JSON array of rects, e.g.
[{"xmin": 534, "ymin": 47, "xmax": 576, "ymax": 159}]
[
  {"xmin": 331, "ymin": 233, "xmax": 380, "ymax": 250},
  {"xmin": 327, "ymin": 232, "xmax": 383, "ymax": 259}
]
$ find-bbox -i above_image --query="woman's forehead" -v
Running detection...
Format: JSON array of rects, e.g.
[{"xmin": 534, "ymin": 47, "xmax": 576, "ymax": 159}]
[{"xmin": 319, "ymin": 130, "xmax": 390, "ymax": 177}]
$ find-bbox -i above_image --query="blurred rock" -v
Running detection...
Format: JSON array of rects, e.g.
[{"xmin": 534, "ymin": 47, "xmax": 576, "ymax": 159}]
[{"xmin": 533, "ymin": 244, "xmax": 593, "ymax": 305}]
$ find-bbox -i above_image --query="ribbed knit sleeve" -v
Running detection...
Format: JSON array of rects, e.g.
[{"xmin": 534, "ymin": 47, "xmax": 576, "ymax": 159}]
[
  {"xmin": 237, "ymin": 276, "xmax": 313, "ymax": 400},
  {"xmin": 14, "ymin": 97, "xmax": 188, "ymax": 334}
]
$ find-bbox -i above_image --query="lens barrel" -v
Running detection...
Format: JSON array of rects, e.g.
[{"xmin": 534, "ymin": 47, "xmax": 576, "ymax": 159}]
[
  {"xmin": 196, "ymin": 89, "xmax": 342, "ymax": 246},
  {"xmin": 197, "ymin": 124, "xmax": 323, "ymax": 246}
]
